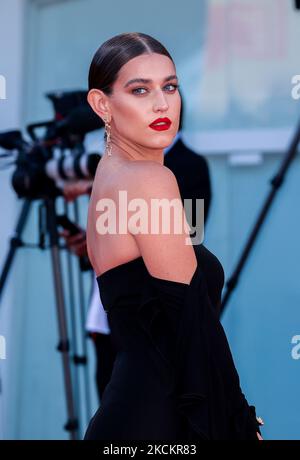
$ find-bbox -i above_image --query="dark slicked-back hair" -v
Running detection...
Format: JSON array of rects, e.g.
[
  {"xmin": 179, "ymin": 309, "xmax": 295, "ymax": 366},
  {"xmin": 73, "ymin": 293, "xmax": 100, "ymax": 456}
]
[{"xmin": 88, "ymin": 32, "xmax": 174, "ymax": 94}]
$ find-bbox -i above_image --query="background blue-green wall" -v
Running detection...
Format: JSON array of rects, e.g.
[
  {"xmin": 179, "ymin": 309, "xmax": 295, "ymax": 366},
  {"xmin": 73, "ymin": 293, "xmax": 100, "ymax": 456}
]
[{"xmin": 0, "ymin": 0, "xmax": 299, "ymax": 440}]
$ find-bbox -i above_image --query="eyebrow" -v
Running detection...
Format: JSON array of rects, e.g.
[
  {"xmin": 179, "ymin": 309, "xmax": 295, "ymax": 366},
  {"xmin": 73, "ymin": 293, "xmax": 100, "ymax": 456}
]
[{"xmin": 124, "ymin": 74, "xmax": 178, "ymax": 88}]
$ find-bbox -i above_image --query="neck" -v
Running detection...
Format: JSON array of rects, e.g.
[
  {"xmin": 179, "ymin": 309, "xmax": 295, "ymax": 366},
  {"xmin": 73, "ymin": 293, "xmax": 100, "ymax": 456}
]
[{"xmin": 109, "ymin": 133, "xmax": 165, "ymax": 165}]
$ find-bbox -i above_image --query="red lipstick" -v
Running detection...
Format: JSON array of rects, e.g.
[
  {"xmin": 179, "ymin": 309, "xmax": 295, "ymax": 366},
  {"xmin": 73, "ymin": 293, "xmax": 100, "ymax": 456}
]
[{"xmin": 149, "ymin": 117, "xmax": 172, "ymax": 131}]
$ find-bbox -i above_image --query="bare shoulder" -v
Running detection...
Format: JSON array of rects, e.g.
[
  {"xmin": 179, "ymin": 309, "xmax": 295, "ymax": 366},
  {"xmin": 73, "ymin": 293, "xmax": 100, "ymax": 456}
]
[
  {"xmin": 124, "ymin": 160, "xmax": 179, "ymax": 197},
  {"xmin": 129, "ymin": 159, "xmax": 174, "ymax": 177},
  {"xmin": 124, "ymin": 160, "xmax": 197, "ymax": 285}
]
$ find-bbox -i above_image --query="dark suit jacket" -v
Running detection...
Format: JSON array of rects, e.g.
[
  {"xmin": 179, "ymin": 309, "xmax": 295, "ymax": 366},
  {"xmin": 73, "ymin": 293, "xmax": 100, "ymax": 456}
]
[{"xmin": 164, "ymin": 137, "xmax": 212, "ymax": 224}]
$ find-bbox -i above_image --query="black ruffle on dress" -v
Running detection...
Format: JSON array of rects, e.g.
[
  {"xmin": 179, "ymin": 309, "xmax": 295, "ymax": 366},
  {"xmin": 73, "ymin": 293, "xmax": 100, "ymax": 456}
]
[{"xmin": 84, "ymin": 244, "xmax": 262, "ymax": 440}]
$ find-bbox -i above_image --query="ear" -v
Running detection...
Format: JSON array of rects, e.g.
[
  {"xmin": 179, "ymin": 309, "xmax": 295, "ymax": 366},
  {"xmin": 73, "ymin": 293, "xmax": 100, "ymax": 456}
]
[{"xmin": 87, "ymin": 89, "xmax": 111, "ymax": 122}]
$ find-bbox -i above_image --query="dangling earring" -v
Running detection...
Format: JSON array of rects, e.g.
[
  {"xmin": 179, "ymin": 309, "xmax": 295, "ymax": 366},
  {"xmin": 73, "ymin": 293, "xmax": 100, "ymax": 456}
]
[{"xmin": 104, "ymin": 116, "xmax": 112, "ymax": 156}]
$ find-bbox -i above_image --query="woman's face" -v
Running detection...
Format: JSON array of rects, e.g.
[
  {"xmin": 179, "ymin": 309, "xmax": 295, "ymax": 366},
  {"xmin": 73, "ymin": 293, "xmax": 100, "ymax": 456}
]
[{"xmin": 108, "ymin": 53, "xmax": 181, "ymax": 152}]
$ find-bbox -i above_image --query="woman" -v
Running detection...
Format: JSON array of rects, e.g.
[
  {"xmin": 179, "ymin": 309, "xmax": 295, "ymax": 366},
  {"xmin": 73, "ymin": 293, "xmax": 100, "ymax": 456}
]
[{"xmin": 84, "ymin": 32, "xmax": 263, "ymax": 440}]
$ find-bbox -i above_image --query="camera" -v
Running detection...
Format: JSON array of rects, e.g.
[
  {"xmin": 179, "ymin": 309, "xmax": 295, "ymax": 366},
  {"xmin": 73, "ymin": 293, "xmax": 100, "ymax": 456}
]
[{"xmin": 0, "ymin": 90, "xmax": 103, "ymax": 199}]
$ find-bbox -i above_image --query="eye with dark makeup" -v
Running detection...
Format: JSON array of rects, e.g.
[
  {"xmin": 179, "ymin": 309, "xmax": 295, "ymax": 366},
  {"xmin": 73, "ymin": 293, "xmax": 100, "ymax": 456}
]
[{"xmin": 131, "ymin": 83, "xmax": 180, "ymax": 95}]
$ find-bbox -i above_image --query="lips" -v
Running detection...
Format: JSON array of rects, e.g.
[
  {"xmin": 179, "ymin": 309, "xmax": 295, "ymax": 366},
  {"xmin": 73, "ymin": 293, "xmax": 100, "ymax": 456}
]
[{"xmin": 149, "ymin": 117, "xmax": 172, "ymax": 131}]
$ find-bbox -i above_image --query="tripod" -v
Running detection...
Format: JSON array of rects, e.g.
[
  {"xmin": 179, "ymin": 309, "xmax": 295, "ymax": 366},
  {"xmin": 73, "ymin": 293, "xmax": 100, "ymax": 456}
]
[
  {"xmin": 220, "ymin": 119, "xmax": 300, "ymax": 315},
  {"xmin": 0, "ymin": 196, "xmax": 91, "ymax": 440}
]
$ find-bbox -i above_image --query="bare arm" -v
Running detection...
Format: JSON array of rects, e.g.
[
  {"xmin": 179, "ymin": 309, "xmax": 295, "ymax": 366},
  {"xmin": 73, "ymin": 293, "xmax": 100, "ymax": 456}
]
[{"xmin": 127, "ymin": 163, "xmax": 197, "ymax": 285}]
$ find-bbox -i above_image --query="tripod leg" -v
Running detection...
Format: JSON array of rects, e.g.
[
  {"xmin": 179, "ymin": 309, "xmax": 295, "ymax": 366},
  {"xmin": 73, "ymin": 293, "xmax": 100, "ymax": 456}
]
[
  {"xmin": 72, "ymin": 201, "xmax": 92, "ymax": 422},
  {"xmin": 0, "ymin": 199, "xmax": 31, "ymax": 301},
  {"xmin": 220, "ymin": 118, "xmax": 300, "ymax": 315},
  {"xmin": 46, "ymin": 199, "xmax": 78, "ymax": 440}
]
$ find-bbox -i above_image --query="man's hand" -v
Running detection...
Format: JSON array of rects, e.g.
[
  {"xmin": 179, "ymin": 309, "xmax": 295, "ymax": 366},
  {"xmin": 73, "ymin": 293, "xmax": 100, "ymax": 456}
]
[
  {"xmin": 60, "ymin": 229, "xmax": 87, "ymax": 258},
  {"xmin": 63, "ymin": 179, "xmax": 93, "ymax": 202}
]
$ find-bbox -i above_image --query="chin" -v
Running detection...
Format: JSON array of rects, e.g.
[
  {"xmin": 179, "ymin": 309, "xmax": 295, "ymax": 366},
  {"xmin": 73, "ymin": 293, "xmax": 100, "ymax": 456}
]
[
  {"xmin": 151, "ymin": 142, "xmax": 171, "ymax": 151},
  {"xmin": 151, "ymin": 134, "xmax": 174, "ymax": 148}
]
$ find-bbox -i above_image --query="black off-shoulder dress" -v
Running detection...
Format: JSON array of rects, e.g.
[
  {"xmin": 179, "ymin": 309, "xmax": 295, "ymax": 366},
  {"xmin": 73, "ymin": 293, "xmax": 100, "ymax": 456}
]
[{"xmin": 84, "ymin": 244, "xmax": 261, "ymax": 440}]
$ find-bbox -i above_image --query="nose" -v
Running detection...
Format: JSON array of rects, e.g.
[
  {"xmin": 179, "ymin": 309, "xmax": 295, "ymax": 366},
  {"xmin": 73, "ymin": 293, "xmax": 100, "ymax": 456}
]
[{"xmin": 153, "ymin": 89, "xmax": 169, "ymax": 112}]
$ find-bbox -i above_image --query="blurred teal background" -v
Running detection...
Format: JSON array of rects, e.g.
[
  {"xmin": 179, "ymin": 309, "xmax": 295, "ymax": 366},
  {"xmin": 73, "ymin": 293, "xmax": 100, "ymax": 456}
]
[{"xmin": 0, "ymin": 0, "xmax": 300, "ymax": 440}]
